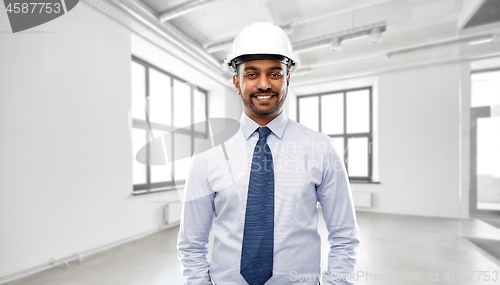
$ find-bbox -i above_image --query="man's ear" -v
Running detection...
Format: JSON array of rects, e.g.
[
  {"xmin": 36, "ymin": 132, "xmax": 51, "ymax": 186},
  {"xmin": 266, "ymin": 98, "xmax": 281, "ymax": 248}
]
[
  {"xmin": 233, "ymin": 75, "xmax": 240, "ymax": 95},
  {"xmin": 286, "ymin": 72, "xmax": 290, "ymax": 87}
]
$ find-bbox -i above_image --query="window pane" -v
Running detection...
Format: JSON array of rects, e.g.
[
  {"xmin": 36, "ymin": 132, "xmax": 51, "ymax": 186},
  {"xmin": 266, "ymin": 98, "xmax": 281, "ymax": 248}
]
[
  {"xmin": 149, "ymin": 69, "xmax": 171, "ymax": 126},
  {"xmin": 299, "ymin": 96, "xmax": 319, "ymax": 131},
  {"xmin": 151, "ymin": 129, "xmax": 172, "ymax": 183},
  {"xmin": 476, "ymin": 117, "xmax": 500, "ymax": 210},
  {"xmin": 131, "ymin": 62, "xmax": 146, "ymax": 120},
  {"xmin": 174, "ymin": 133, "xmax": 192, "ymax": 181},
  {"xmin": 347, "ymin": 137, "xmax": 369, "ymax": 177},
  {"xmin": 346, "ymin": 90, "xmax": 370, "ymax": 133},
  {"xmin": 132, "ymin": 128, "xmax": 147, "ymax": 184},
  {"xmin": 321, "ymin": 93, "xmax": 343, "ymax": 135},
  {"xmin": 173, "ymin": 80, "xmax": 191, "ymax": 128},
  {"xmin": 193, "ymin": 88, "xmax": 206, "ymax": 133},
  {"xmin": 151, "ymin": 165, "xmax": 172, "ymax": 183},
  {"xmin": 331, "ymin": 137, "xmax": 344, "ymax": 160},
  {"xmin": 471, "ymin": 71, "xmax": 500, "ymax": 107}
]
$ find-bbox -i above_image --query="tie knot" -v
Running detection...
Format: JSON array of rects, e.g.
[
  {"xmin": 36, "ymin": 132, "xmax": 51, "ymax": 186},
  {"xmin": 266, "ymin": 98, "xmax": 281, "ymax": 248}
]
[{"xmin": 258, "ymin": 126, "xmax": 272, "ymax": 139}]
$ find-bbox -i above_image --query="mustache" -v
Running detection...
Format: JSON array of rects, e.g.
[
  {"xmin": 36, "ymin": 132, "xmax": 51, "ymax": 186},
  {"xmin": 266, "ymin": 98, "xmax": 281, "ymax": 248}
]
[{"xmin": 250, "ymin": 89, "xmax": 278, "ymax": 97}]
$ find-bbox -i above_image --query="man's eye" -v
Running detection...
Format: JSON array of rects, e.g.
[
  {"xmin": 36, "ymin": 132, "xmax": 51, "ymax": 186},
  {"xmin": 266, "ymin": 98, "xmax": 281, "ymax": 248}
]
[
  {"xmin": 271, "ymin": 73, "xmax": 282, "ymax": 78},
  {"xmin": 246, "ymin": 73, "xmax": 256, "ymax": 77}
]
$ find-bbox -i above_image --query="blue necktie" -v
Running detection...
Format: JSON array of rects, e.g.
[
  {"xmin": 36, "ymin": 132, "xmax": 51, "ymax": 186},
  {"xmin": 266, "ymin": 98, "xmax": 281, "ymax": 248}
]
[{"xmin": 240, "ymin": 126, "xmax": 274, "ymax": 285}]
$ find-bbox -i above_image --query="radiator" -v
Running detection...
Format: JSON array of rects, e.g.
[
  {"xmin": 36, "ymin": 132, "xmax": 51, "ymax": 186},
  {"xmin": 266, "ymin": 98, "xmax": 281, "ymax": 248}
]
[{"xmin": 164, "ymin": 203, "xmax": 182, "ymax": 224}]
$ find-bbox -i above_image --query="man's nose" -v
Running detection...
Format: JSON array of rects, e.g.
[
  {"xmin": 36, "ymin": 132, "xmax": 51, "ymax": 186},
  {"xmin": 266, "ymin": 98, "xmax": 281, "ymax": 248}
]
[{"xmin": 256, "ymin": 76, "xmax": 271, "ymax": 90}]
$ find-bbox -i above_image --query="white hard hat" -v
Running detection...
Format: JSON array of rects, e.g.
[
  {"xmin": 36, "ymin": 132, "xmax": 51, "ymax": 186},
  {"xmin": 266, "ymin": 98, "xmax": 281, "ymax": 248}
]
[{"xmin": 225, "ymin": 22, "xmax": 299, "ymax": 74}]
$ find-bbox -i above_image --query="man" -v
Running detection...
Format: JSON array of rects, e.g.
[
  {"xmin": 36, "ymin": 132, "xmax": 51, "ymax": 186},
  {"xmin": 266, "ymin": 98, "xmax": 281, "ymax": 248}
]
[{"xmin": 178, "ymin": 22, "xmax": 360, "ymax": 285}]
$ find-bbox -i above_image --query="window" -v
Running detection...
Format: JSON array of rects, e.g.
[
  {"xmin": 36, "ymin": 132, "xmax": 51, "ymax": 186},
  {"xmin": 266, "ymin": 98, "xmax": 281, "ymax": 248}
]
[
  {"xmin": 297, "ymin": 87, "xmax": 373, "ymax": 182},
  {"xmin": 471, "ymin": 70, "xmax": 500, "ymax": 107},
  {"xmin": 131, "ymin": 56, "xmax": 208, "ymax": 193},
  {"xmin": 470, "ymin": 69, "xmax": 500, "ymax": 213}
]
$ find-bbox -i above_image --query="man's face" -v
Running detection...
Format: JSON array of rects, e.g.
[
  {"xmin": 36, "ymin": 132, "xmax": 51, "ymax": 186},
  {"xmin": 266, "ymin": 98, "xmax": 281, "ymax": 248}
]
[{"xmin": 233, "ymin": 59, "xmax": 290, "ymax": 118}]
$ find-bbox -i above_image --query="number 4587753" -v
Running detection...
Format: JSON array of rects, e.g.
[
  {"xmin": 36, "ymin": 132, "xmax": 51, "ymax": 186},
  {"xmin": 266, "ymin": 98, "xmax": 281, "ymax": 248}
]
[
  {"xmin": 5, "ymin": 3, "xmax": 62, "ymax": 14},
  {"xmin": 469, "ymin": 271, "xmax": 498, "ymax": 282}
]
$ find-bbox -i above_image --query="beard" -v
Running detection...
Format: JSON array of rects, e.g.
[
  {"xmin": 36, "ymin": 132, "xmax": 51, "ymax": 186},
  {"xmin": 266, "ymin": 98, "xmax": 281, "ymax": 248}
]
[{"xmin": 241, "ymin": 87, "xmax": 287, "ymax": 117}]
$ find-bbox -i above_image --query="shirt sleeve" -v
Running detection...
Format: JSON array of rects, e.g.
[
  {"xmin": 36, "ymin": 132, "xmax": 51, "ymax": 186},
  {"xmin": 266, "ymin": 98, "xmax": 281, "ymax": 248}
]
[
  {"xmin": 316, "ymin": 139, "xmax": 360, "ymax": 285},
  {"xmin": 177, "ymin": 152, "xmax": 215, "ymax": 285}
]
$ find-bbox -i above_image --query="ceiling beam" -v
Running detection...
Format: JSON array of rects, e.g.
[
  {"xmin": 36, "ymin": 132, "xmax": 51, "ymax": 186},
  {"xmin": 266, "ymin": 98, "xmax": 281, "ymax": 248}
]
[
  {"xmin": 292, "ymin": 51, "xmax": 500, "ymax": 88},
  {"xmin": 293, "ymin": 32, "xmax": 498, "ymax": 83},
  {"xmin": 107, "ymin": 0, "xmax": 223, "ymax": 72},
  {"xmin": 293, "ymin": 22, "xmax": 387, "ymax": 52},
  {"xmin": 285, "ymin": 0, "xmax": 396, "ymax": 27},
  {"xmin": 204, "ymin": 38, "xmax": 233, "ymax": 54},
  {"xmin": 83, "ymin": 0, "xmax": 232, "ymax": 87},
  {"xmin": 158, "ymin": 0, "xmax": 222, "ymax": 22},
  {"xmin": 386, "ymin": 34, "xmax": 494, "ymax": 58},
  {"xmin": 202, "ymin": 0, "xmax": 395, "ymax": 53}
]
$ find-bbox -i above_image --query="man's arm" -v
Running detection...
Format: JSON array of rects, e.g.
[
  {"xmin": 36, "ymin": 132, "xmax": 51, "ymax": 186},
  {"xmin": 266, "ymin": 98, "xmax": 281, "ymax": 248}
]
[
  {"xmin": 177, "ymin": 153, "xmax": 215, "ymax": 285},
  {"xmin": 316, "ymin": 140, "xmax": 360, "ymax": 285}
]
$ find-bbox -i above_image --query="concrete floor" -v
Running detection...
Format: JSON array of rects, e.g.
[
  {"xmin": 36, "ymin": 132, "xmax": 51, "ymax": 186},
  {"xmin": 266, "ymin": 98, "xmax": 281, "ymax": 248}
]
[{"xmin": 8, "ymin": 211, "xmax": 500, "ymax": 285}]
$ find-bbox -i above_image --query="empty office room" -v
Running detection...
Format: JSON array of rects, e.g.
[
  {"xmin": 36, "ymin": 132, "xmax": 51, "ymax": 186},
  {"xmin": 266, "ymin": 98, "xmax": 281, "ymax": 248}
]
[{"xmin": 1, "ymin": 0, "xmax": 500, "ymax": 284}]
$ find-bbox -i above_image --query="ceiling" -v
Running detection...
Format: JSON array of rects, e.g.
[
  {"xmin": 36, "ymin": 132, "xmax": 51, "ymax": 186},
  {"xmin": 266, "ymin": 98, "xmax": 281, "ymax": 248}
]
[
  {"xmin": 464, "ymin": 0, "xmax": 500, "ymax": 29},
  {"xmin": 93, "ymin": 0, "xmax": 500, "ymax": 86}
]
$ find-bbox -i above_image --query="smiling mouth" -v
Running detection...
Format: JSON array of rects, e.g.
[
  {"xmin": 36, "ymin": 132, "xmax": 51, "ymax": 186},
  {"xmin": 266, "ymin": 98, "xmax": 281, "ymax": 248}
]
[
  {"xmin": 255, "ymin": 95, "xmax": 274, "ymax": 99},
  {"xmin": 252, "ymin": 92, "xmax": 277, "ymax": 100}
]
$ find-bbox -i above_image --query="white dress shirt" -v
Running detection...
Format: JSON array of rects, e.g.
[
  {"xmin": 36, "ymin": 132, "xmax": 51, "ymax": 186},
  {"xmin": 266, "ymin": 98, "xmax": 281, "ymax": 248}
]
[{"xmin": 177, "ymin": 111, "xmax": 360, "ymax": 285}]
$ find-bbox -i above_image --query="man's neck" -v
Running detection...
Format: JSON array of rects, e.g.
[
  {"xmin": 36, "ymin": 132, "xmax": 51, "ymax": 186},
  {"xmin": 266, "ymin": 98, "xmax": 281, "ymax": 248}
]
[{"xmin": 245, "ymin": 110, "xmax": 282, "ymax": 126}]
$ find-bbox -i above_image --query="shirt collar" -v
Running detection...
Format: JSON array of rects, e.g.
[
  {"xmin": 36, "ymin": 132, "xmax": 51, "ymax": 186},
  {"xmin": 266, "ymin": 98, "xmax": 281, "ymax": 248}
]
[{"xmin": 240, "ymin": 111, "xmax": 288, "ymax": 140}]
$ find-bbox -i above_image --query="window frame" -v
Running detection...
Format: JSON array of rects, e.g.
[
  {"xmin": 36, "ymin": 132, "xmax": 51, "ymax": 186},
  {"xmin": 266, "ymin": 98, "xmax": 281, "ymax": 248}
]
[
  {"xmin": 131, "ymin": 56, "xmax": 209, "ymax": 194},
  {"xmin": 297, "ymin": 87, "xmax": 373, "ymax": 182}
]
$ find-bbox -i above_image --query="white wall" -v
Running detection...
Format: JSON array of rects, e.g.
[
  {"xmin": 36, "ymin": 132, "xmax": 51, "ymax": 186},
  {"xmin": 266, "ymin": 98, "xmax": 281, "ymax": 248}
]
[
  {"xmin": 352, "ymin": 63, "xmax": 462, "ymax": 218},
  {"xmin": 0, "ymin": 2, "xmax": 181, "ymax": 280},
  {"xmin": 209, "ymin": 85, "xmax": 242, "ymax": 121}
]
